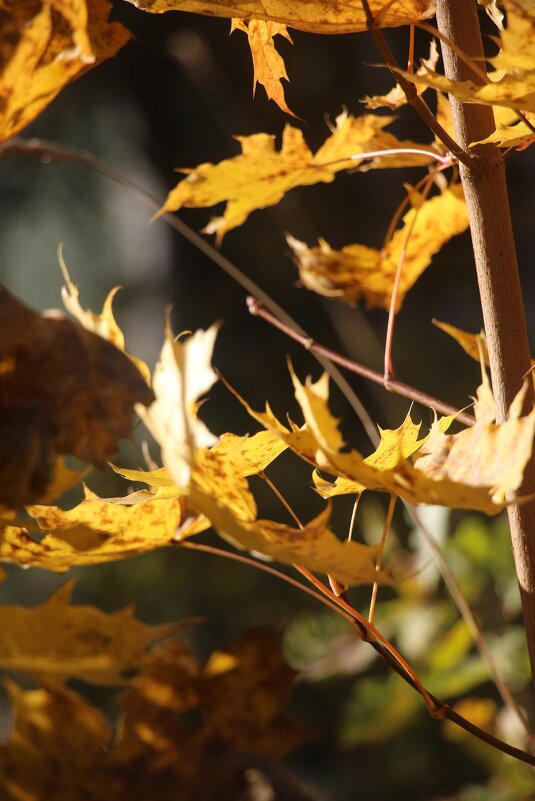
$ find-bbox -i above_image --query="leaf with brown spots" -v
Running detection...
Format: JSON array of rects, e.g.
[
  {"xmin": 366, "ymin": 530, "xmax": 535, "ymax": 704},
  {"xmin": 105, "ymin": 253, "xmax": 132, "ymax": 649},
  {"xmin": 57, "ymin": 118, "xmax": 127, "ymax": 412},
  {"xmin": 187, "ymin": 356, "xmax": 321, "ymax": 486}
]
[
  {"xmin": 0, "ymin": 485, "xmax": 207, "ymax": 571},
  {"xmin": 0, "ymin": 286, "xmax": 153, "ymax": 508},
  {"xmin": 0, "ymin": 0, "xmax": 130, "ymax": 142}
]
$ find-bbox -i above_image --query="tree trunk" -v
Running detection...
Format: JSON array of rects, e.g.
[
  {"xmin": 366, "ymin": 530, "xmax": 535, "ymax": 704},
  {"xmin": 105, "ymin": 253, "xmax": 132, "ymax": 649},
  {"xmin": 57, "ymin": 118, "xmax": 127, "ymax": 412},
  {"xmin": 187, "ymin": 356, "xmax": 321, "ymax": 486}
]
[{"xmin": 434, "ymin": 0, "xmax": 535, "ymax": 686}]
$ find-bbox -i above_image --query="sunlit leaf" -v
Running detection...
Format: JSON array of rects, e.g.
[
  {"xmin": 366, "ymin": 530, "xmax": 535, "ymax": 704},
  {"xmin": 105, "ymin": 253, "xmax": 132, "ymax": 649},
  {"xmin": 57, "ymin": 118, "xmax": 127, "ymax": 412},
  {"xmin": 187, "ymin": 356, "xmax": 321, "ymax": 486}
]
[
  {"xmin": 157, "ymin": 111, "xmax": 435, "ymax": 241},
  {"xmin": 139, "ymin": 318, "xmax": 219, "ymax": 489},
  {"xmin": 0, "ymin": 0, "xmax": 130, "ymax": 142},
  {"xmin": 232, "ymin": 18, "xmax": 295, "ymax": 116},
  {"xmin": 0, "ymin": 487, "xmax": 207, "ymax": 572},
  {"xmin": 362, "ymin": 40, "xmax": 439, "ymax": 110},
  {"xmin": 125, "ymin": 0, "xmax": 434, "ymax": 34},
  {"xmin": 61, "ymin": 262, "xmax": 151, "ymax": 384},
  {"xmin": 236, "ymin": 367, "xmax": 535, "ymax": 514},
  {"xmin": 287, "ymin": 183, "xmax": 468, "ymax": 311},
  {"xmin": 399, "ymin": 1, "xmax": 535, "ymax": 114}
]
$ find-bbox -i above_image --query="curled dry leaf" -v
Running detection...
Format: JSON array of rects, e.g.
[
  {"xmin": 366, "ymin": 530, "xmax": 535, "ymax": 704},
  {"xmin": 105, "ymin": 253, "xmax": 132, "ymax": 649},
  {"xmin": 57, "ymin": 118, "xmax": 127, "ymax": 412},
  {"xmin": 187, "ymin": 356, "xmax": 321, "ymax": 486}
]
[
  {"xmin": 288, "ymin": 183, "xmax": 469, "ymax": 311},
  {"xmin": 0, "ymin": 287, "xmax": 154, "ymax": 508},
  {"xmin": 125, "ymin": 0, "xmax": 434, "ymax": 33},
  {"xmin": 0, "ymin": 0, "xmax": 130, "ymax": 142},
  {"xmin": 139, "ymin": 317, "xmax": 219, "ymax": 489},
  {"xmin": 157, "ymin": 111, "xmax": 435, "ymax": 242},
  {"xmin": 0, "ymin": 580, "xmax": 179, "ymax": 684}
]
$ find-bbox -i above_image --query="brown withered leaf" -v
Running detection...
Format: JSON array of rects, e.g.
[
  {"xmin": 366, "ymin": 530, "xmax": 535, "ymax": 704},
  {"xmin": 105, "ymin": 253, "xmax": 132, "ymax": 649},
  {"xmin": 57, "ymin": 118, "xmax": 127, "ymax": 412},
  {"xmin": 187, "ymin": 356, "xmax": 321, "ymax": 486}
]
[
  {"xmin": 0, "ymin": 286, "xmax": 154, "ymax": 508},
  {"xmin": 0, "ymin": 628, "xmax": 305, "ymax": 800},
  {"xmin": 0, "ymin": 580, "xmax": 178, "ymax": 684},
  {"xmin": 126, "ymin": 0, "xmax": 433, "ymax": 34},
  {"xmin": 0, "ymin": 0, "xmax": 130, "ymax": 142}
]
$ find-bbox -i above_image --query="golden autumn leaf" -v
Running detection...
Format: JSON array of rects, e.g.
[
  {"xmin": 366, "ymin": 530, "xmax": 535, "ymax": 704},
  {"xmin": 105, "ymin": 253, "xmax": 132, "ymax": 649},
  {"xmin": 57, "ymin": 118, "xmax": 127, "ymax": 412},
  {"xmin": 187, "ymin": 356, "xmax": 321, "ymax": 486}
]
[
  {"xmin": 434, "ymin": 319, "xmax": 490, "ymax": 364},
  {"xmin": 399, "ymin": 1, "xmax": 535, "ymax": 114},
  {"xmin": 0, "ymin": 287, "xmax": 154, "ymax": 508},
  {"xmin": 0, "ymin": 580, "xmax": 178, "ymax": 684},
  {"xmin": 181, "ymin": 435, "xmax": 391, "ymax": 586},
  {"xmin": 236, "ymin": 367, "xmax": 535, "ymax": 515},
  {"xmin": 125, "ymin": 0, "xmax": 434, "ymax": 33},
  {"xmin": 232, "ymin": 18, "xmax": 295, "ymax": 116},
  {"xmin": 0, "ymin": 486, "xmax": 207, "ymax": 572},
  {"xmin": 0, "ymin": 629, "xmax": 304, "ymax": 800},
  {"xmin": 0, "ymin": 0, "xmax": 130, "ymax": 142},
  {"xmin": 287, "ymin": 183, "xmax": 469, "ymax": 311},
  {"xmin": 139, "ymin": 318, "xmax": 220, "ymax": 489},
  {"xmin": 157, "ymin": 111, "xmax": 436, "ymax": 241},
  {"xmin": 60, "ymin": 259, "xmax": 151, "ymax": 384},
  {"xmin": 362, "ymin": 40, "xmax": 439, "ymax": 110},
  {"xmin": 473, "ymin": 110, "xmax": 535, "ymax": 149}
]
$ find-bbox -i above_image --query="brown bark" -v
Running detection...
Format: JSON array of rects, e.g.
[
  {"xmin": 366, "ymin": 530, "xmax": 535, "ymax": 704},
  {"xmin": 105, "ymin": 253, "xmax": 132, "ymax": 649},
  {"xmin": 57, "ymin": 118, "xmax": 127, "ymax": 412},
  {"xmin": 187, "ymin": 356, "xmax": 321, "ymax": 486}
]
[{"xmin": 435, "ymin": 0, "xmax": 535, "ymax": 684}]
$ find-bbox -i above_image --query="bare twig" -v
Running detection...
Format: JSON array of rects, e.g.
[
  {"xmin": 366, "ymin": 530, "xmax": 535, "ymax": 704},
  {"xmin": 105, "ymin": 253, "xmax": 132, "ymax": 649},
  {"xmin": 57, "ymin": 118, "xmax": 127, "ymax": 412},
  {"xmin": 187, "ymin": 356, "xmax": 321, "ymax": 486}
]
[{"xmin": 247, "ymin": 297, "xmax": 475, "ymax": 427}]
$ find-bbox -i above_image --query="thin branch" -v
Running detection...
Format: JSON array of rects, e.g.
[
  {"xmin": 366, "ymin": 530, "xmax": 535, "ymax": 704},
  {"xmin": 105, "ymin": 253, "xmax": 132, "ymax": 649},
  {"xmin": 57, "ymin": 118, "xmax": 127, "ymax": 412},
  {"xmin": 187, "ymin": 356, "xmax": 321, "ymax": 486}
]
[
  {"xmin": 247, "ymin": 297, "xmax": 476, "ymax": 427},
  {"xmin": 0, "ymin": 136, "xmax": 380, "ymax": 446},
  {"xmin": 414, "ymin": 21, "xmax": 490, "ymax": 84},
  {"xmin": 383, "ymin": 170, "xmax": 435, "ymax": 379},
  {"xmin": 359, "ymin": 0, "xmax": 476, "ymax": 168},
  {"xmin": 315, "ymin": 147, "xmax": 454, "ymax": 169},
  {"xmin": 369, "ymin": 494, "xmax": 397, "ymax": 625}
]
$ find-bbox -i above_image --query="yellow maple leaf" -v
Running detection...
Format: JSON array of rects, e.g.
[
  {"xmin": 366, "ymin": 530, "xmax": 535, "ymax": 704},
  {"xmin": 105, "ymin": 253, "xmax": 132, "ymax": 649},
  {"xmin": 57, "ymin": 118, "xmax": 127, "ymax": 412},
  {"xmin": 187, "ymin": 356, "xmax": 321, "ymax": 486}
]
[
  {"xmin": 287, "ymin": 183, "xmax": 469, "ymax": 311},
  {"xmin": 236, "ymin": 367, "xmax": 535, "ymax": 515},
  {"xmin": 0, "ymin": 0, "xmax": 130, "ymax": 142},
  {"xmin": 181, "ymin": 432, "xmax": 391, "ymax": 586},
  {"xmin": 157, "ymin": 111, "xmax": 436, "ymax": 241},
  {"xmin": 0, "ymin": 580, "xmax": 178, "ymax": 684},
  {"xmin": 399, "ymin": 1, "xmax": 535, "ymax": 114},
  {"xmin": 0, "ymin": 487, "xmax": 206, "ymax": 572},
  {"xmin": 60, "ymin": 258, "xmax": 151, "ymax": 384},
  {"xmin": 126, "ymin": 0, "xmax": 434, "ymax": 33},
  {"xmin": 362, "ymin": 40, "xmax": 439, "ymax": 110},
  {"xmin": 232, "ymin": 18, "xmax": 295, "ymax": 116}
]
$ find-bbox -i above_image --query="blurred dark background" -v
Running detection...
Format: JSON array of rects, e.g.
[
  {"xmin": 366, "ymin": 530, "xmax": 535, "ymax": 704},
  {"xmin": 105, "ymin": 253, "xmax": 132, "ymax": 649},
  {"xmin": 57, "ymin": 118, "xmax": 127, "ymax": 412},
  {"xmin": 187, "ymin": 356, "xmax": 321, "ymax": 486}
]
[{"xmin": 1, "ymin": 3, "xmax": 534, "ymax": 799}]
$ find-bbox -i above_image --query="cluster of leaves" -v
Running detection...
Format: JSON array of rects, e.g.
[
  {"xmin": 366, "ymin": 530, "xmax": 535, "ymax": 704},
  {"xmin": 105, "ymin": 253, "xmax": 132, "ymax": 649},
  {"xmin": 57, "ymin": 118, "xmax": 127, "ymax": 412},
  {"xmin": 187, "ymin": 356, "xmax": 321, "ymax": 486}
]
[
  {"xmin": 1, "ymin": 0, "xmax": 535, "ymax": 797},
  {"xmin": 0, "ymin": 580, "xmax": 303, "ymax": 800}
]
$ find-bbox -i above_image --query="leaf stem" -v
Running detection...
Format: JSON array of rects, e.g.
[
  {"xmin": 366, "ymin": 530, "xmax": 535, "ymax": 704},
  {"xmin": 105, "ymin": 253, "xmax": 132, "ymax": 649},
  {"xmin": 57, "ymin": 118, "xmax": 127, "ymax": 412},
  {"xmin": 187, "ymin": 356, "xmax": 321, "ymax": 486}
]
[
  {"xmin": 247, "ymin": 297, "xmax": 475, "ymax": 427},
  {"xmin": 368, "ymin": 494, "xmax": 397, "ymax": 625},
  {"xmin": 359, "ymin": 0, "xmax": 475, "ymax": 168}
]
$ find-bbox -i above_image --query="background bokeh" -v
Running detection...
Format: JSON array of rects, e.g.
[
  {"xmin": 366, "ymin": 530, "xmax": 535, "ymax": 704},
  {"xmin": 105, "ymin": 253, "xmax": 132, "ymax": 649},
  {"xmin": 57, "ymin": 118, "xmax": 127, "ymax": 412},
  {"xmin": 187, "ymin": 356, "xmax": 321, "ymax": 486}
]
[{"xmin": 1, "ymin": 3, "xmax": 535, "ymax": 798}]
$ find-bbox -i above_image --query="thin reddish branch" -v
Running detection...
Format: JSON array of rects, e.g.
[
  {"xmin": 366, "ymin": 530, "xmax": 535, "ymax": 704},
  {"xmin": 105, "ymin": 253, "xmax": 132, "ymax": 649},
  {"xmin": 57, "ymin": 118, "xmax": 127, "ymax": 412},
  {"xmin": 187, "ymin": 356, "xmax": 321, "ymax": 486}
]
[{"xmin": 247, "ymin": 297, "xmax": 475, "ymax": 427}]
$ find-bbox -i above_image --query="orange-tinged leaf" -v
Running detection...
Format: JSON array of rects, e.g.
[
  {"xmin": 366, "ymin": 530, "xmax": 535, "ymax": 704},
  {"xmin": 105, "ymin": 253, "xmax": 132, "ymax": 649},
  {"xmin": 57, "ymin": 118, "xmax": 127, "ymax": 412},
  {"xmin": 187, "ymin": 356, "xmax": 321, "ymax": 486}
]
[
  {"xmin": 237, "ymin": 368, "xmax": 535, "ymax": 515},
  {"xmin": 157, "ymin": 111, "xmax": 435, "ymax": 241},
  {"xmin": 0, "ymin": 0, "xmax": 130, "ymax": 142},
  {"xmin": 126, "ymin": 0, "xmax": 434, "ymax": 33},
  {"xmin": 0, "ymin": 580, "xmax": 178, "ymax": 684},
  {"xmin": 232, "ymin": 18, "xmax": 295, "ymax": 116},
  {"xmin": 473, "ymin": 111, "xmax": 535, "ymax": 149},
  {"xmin": 287, "ymin": 183, "xmax": 469, "ymax": 311},
  {"xmin": 0, "ymin": 287, "xmax": 153, "ymax": 508}
]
